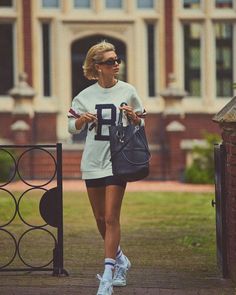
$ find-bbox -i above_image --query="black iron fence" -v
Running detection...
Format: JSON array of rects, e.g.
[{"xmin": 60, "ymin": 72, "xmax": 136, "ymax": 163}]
[
  {"xmin": 0, "ymin": 143, "xmax": 68, "ymax": 276},
  {"xmin": 213, "ymin": 143, "xmax": 228, "ymax": 277}
]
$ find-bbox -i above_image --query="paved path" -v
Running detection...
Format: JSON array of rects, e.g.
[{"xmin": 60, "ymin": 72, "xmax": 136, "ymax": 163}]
[
  {"xmin": 0, "ymin": 266, "xmax": 235, "ymax": 295},
  {"xmin": 0, "ymin": 270, "xmax": 234, "ymax": 295}
]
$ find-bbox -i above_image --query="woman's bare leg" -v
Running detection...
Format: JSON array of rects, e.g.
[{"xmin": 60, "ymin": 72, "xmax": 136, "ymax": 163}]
[
  {"xmin": 87, "ymin": 185, "xmax": 125, "ymax": 259},
  {"xmin": 87, "ymin": 186, "xmax": 106, "ymax": 239},
  {"xmin": 104, "ymin": 185, "xmax": 125, "ymax": 259}
]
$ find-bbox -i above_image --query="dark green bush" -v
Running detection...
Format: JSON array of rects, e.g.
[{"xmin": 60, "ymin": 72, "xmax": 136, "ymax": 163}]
[
  {"xmin": 0, "ymin": 150, "xmax": 15, "ymax": 182},
  {"xmin": 184, "ymin": 132, "xmax": 221, "ymax": 184}
]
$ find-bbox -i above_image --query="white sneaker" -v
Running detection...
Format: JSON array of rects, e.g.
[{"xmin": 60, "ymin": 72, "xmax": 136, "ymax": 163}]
[
  {"xmin": 113, "ymin": 256, "xmax": 131, "ymax": 287},
  {"xmin": 96, "ymin": 274, "xmax": 113, "ymax": 295}
]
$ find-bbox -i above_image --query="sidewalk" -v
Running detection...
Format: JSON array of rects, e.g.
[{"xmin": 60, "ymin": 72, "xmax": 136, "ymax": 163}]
[{"xmin": 0, "ymin": 269, "xmax": 234, "ymax": 295}]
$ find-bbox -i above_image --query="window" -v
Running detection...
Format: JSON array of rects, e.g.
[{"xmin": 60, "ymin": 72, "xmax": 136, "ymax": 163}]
[
  {"xmin": 74, "ymin": 0, "xmax": 91, "ymax": 8},
  {"xmin": 0, "ymin": 23, "xmax": 14, "ymax": 95},
  {"xmin": 137, "ymin": 0, "xmax": 154, "ymax": 9},
  {"xmin": 183, "ymin": 23, "xmax": 201, "ymax": 97},
  {"xmin": 106, "ymin": 0, "xmax": 122, "ymax": 8},
  {"xmin": 215, "ymin": 0, "xmax": 233, "ymax": 8},
  {"xmin": 42, "ymin": 0, "xmax": 59, "ymax": 8},
  {"xmin": 183, "ymin": 0, "xmax": 200, "ymax": 9},
  {"xmin": 215, "ymin": 23, "xmax": 233, "ymax": 97},
  {"xmin": 0, "ymin": 0, "xmax": 12, "ymax": 7},
  {"xmin": 147, "ymin": 23, "xmax": 156, "ymax": 97},
  {"xmin": 42, "ymin": 23, "xmax": 51, "ymax": 96}
]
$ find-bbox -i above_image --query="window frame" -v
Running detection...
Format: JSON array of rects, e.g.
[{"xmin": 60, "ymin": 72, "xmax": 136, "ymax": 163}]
[
  {"xmin": 146, "ymin": 22, "xmax": 157, "ymax": 97},
  {"xmin": 73, "ymin": 0, "xmax": 91, "ymax": 9},
  {"xmin": 0, "ymin": 21, "xmax": 16, "ymax": 97},
  {"xmin": 0, "ymin": 0, "xmax": 14, "ymax": 8},
  {"xmin": 182, "ymin": 22, "xmax": 203, "ymax": 98},
  {"xmin": 215, "ymin": 0, "xmax": 234, "ymax": 10},
  {"xmin": 182, "ymin": 0, "xmax": 202, "ymax": 10},
  {"xmin": 176, "ymin": 0, "xmax": 236, "ymax": 107},
  {"xmin": 41, "ymin": 0, "xmax": 60, "ymax": 9},
  {"xmin": 137, "ymin": 0, "xmax": 155, "ymax": 9},
  {"xmin": 214, "ymin": 21, "xmax": 234, "ymax": 98},
  {"xmin": 105, "ymin": 0, "xmax": 123, "ymax": 9},
  {"xmin": 41, "ymin": 21, "xmax": 52, "ymax": 97}
]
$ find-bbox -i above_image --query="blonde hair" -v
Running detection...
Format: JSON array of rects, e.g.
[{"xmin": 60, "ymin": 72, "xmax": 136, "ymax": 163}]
[{"xmin": 83, "ymin": 40, "xmax": 115, "ymax": 80}]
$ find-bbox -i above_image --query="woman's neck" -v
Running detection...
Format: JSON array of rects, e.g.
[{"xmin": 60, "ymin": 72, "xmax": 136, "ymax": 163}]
[{"xmin": 98, "ymin": 77, "xmax": 117, "ymax": 88}]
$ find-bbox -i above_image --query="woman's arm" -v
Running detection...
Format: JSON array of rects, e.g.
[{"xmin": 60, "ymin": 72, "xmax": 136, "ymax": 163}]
[
  {"xmin": 68, "ymin": 113, "xmax": 97, "ymax": 134},
  {"xmin": 119, "ymin": 105, "xmax": 142, "ymax": 126}
]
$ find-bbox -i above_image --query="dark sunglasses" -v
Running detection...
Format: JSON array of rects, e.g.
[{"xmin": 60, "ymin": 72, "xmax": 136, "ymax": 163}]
[{"xmin": 97, "ymin": 58, "xmax": 122, "ymax": 66}]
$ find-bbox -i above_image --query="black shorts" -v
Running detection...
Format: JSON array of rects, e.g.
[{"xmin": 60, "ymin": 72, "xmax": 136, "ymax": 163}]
[{"xmin": 85, "ymin": 175, "xmax": 127, "ymax": 188}]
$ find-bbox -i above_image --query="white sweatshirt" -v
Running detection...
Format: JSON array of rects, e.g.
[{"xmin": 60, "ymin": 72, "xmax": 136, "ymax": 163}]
[{"xmin": 67, "ymin": 80, "xmax": 145, "ymax": 179}]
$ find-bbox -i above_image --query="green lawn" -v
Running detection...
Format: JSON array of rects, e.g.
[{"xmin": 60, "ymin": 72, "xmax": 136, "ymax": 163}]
[{"xmin": 0, "ymin": 190, "xmax": 218, "ymax": 276}]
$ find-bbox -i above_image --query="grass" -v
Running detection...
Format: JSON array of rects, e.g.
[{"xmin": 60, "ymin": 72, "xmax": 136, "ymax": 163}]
[{"xmin": 0, "ymin": 190, "xmax": 218, "ymax": 276}]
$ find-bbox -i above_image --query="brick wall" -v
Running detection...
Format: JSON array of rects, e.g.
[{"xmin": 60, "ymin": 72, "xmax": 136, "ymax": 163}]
[
  {"xmin": 0, "ymin": 112, "xmax": 12, "ymax": 139},
  {"xmin": 0, "ymin": 112, "xmax": 57, "ymax": 144},
  {"xmin": 62, "ymin": 150, "xmax": 82, "ymax": 179},
  {"xmin": 0, "ymin": 111, "xmax": 221, "ymax": 180},
  {"xmin": 145, "ymin": 114, "xmax": 163, "ymax": 144},
  {"xmin": 34, "ymin": 113, "xmax": 57, "ymax": 143},
  {"xmin": 15, "ymin": 148, "xmax": 82, "ymax": 181},
  {"xmin": 184, "ymin": 113, "xmax": 221, "ymax": 138}
]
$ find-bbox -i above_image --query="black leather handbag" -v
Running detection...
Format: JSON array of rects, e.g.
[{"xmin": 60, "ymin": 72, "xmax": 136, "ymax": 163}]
[{"xmin": 109, "ymin": 105, "xmax": 150, "ymax": 182}]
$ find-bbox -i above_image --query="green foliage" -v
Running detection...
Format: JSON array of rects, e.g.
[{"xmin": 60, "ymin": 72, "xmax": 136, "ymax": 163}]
[
  {"xmin": 0, "ymin": 150, "xmax": 15, "ymax": 182},
  {"xmin": 185, "ymin": 132, "xmax": 221, "ymax": 184}
]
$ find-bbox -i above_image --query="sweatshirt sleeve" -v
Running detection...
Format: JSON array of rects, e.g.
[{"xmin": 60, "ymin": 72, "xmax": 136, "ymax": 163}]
[
  {"xmin": 129, "ymin": 86, "xmax": 147, "ymax": 126},
  {"xmin": 67, "ymin": 95, "xmax": 87, "ymax": 134}
]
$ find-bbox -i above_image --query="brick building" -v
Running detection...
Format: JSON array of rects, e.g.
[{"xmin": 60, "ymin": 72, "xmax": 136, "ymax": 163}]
[{"xmin": 0, "ymin": 0, "xmax": 235, "ymax": 180}]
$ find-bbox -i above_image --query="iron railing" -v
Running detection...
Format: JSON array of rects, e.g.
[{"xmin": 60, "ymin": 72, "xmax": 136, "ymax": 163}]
[
  {"xmin": 213, "ymin": 143, "xmax": 228, "ymax": 278},
  {"xmin": 0, "ymin": 143, "xmax": 68, "ymax": 276}
]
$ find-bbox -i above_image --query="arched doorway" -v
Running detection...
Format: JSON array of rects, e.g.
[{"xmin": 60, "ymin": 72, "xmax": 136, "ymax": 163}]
[{"xmin": 71, "ymin": 35, "xmax": 127, "ymax": 98}]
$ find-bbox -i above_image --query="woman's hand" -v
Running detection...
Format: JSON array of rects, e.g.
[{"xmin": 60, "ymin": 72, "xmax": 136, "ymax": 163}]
[
  {"xmin": 75, "ymin": 113, "xmax": 97, "ymax": 130},
  {"xmin": 81, "ymin": 113, "xmax": 97, "ymax": 123},
  {"xmin": 119, "ymin": 105, "xmax": 141, "ymax": 125}
]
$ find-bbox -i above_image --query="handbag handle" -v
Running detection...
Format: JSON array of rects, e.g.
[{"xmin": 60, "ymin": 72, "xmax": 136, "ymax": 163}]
[
  {"xmin": 118, "ymin": 102, "xmax": 131, "ymax": 125},
  {"xmin": 116, "ymin": 102, "xmax": 129, "ymax": 142},
  {"xmin": 118, "ymin": 102, "xmax": 133, "ymax": 125}
]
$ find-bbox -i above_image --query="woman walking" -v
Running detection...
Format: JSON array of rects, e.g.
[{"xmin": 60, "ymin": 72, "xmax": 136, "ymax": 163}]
[{"xmin": 67, "ymin": 40, "xmax": 146, "ymax": 295}]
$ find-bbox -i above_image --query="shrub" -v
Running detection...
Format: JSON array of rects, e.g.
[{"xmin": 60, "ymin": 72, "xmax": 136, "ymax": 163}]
[
  {"xmin": 184, "ymin": 132, "xmax": 221, "ymax": 184},
  {"xmin": 0, "ymin": 150, "xmax": 15, "ymax": 182}
]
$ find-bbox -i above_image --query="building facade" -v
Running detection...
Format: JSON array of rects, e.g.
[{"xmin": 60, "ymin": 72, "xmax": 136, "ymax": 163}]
[{"xmin": 0, "ymin": 0, "xmax": 235, "ymax": 180}]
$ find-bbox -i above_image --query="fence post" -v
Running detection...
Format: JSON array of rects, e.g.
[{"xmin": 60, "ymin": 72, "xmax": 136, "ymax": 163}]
[{"xmin": 213, "ymin": 96, "xmax": 236, "ymax": 281}]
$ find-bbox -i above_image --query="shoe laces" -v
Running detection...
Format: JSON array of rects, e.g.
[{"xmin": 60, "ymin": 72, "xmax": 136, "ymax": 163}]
[
  {"xmin": 97, "ymin": 274, "xmax": 113, "ymax": 294},
  {"xmin": 113, "ymin": 264, "xmax": 128, "ymax": 280}
]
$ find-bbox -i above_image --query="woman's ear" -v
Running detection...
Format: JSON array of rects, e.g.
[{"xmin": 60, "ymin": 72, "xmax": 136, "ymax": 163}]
[{"xmin": 95, "ymin": 64, "xmax": 101, "ymax": 72}]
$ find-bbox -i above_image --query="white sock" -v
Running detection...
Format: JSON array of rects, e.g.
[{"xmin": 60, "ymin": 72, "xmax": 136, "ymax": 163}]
[
  {"xmin": 102, "ymin": 258, "xmax": 115, "ymax": 281},
  {"xmin": 116, "ymin": 246, "xmax": 127, "ymax": 265}
]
